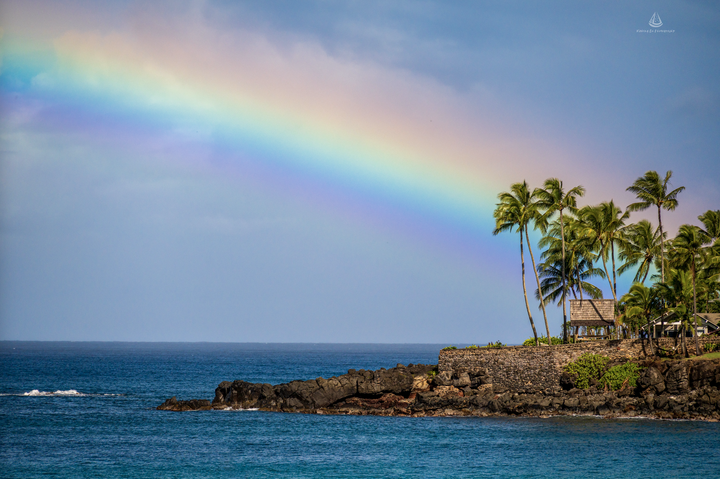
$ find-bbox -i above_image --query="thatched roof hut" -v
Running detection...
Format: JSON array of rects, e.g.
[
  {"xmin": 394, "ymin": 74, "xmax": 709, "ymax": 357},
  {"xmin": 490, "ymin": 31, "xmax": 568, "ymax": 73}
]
[{"xmin": 569, "ymin": 299, "xmax": 615, "ymax": 328}]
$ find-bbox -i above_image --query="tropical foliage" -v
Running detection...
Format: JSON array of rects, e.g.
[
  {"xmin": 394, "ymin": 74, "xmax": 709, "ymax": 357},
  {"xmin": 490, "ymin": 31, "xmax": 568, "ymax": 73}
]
[{"xmin": 492, "ymin": 169, "xmax": 719, "ymax": 354}]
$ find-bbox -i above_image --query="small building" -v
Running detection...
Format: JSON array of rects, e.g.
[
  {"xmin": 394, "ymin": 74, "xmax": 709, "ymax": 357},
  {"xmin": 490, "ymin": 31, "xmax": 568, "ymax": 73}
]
[
  {"xmin": 642, "ymin": 312, "xmax": 720, "ymax": 338},
  {"xmin": 569, "ymin": 299, "xmax": 615, "ymax": 340}
]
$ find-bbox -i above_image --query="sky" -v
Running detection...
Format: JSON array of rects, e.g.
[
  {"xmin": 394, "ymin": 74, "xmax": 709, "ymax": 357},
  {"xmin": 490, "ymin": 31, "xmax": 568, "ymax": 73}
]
[{"xmin": 1, "ymin": 0, "xmax": 718, "ymax": 343}]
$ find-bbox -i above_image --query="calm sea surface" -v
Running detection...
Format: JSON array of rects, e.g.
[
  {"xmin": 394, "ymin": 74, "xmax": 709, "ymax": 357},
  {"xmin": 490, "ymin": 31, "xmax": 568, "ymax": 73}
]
[{"xmin": 1, "ymin": 342, "xmax": 719, "ymax": 478}]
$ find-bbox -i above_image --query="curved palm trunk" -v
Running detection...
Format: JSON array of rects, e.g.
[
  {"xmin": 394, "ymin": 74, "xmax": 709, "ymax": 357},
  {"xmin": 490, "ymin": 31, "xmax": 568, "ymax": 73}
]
[
  {"xmin": 574, "ymin": 269, "xmax": 583, "ymax": 342},
  {"xmin": 560, "ymin": 209, "xmax": 568, "ymax": 343},
  {"xmin": 640, "ymin": 262, "xmax": 650, "ymax": 284},
  {"xmin": 526, "ymin": 229, "xmax": 551, "ymax": 345},
  {"xmin": 520, "ymin": 228, "xmax": 540, "ymax": 346},
  {"xmin": 599, "ymin": 241, "xmax": 618, "ymax": 302}
]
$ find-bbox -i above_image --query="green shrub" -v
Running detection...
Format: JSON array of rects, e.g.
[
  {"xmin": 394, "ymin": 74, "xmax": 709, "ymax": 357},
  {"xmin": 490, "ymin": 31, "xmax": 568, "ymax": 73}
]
[
  {"xmin": 704, "ymin": 342, "xmax": 719, "ymax": 353},
  {"xmin": 481, "ymin": 341, "xmax": 506, "ymax": 348},
  {"xmin": 563, "ymin": 353, "xmax": 610, "ymax": 389},
  {"xmin": 599, "ymin": 362, "xmax": 641, "ymax": 391},
  {"xmin": 522, "ymin": 336, "xmax": 564, "ymax": 346},
  {"xmin": 442, "ymin": 346, "xmax": 457, "ymax": 350},
  {"xmin": 465, "ymin": 345, "xmax": 479, "ymax": 349},
  {"xmin": 427, "ymin": 370, "xmax": 437, "ymax": 378}
]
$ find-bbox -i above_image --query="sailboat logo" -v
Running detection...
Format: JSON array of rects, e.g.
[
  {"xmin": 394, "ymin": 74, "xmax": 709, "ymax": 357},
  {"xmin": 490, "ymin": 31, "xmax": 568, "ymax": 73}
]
[{"xmin": 649, "ymin": 12, "xmax": 663, "ymax": 28}]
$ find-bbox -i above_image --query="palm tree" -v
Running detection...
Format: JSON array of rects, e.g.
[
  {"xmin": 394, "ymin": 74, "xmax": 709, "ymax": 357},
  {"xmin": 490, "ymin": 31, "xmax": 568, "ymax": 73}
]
[
  {"xmin": 536, "ymin": 254, "xmax": 604, "ymax": 333},
  {"xmin": 699, "ymin": 209, "xmax": 720, "ymax": 244},
  {"xmin": 578, "ymin": 201, "xmax": 630, "ymax": 304},
  {"xmin": 537, "ymin": 221, "xmax": 605, "ymax": 340},
  {"xmin": 493, "ymin": 182, "xmax": 541, "ymax": 345},
  {"xmin": 626, "ymin": 171, "xmax": 685, "ymax": 282},
  {"xmin": 669, "ymin": 225, "xmax": 711, "ymax": 355},
  {"xmin": 618, "ymin": 220, "xmax": 662, "ymax": 284},
  {"xmin": 620, "ymin": 283, "xmax": 660, "ymax": 351},
  {"xmin": 656, "ymin": 269, "xmax": 694, "ymax": 357},
  {"xmin": 536, "ymin": 178, "xmax": 586, "ymax": 342}
]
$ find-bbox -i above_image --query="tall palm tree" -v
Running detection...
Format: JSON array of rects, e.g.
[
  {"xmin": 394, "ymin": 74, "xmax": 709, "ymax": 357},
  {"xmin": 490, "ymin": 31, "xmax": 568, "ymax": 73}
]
[
  {"xmin": 618, "ymin": 220, "xmax": 663, "ymax": 284},
  {"xmin": 536, "ymin": 178, "xmax": 586, "ymax": 342},
  {"xmin": 626, "ymin": 170, "xmax": 685, "ymax": 282},
  {"xmin": 578, "ymin": 201, "xmax": 630, "ymax": 304},
  {"xmin": 493, "ymin": 182, "xmax": 541, "ymax": 346},
  {"xmin": 669, "ymin": 225, "xmax": 711, "ymax": 355}
]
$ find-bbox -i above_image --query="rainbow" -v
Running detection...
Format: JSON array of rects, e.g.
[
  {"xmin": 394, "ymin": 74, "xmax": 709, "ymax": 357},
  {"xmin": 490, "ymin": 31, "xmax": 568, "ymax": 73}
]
[{"xmin": 1, "ymin": 29, "xmax": 521, "ymax": 259}]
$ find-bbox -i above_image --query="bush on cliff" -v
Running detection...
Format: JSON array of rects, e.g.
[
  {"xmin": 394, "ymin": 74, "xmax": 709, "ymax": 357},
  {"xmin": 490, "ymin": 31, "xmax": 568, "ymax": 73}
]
[
  {"xmin": 442, "ymin": 346, "xmax": 457, "ymax": 350},
  {"xmin": 522, "ymin": 336, "xmax": 563, "ymax": 346},
  {"xmin": 481, "ymin": 341, "xmax": 506, "ymax": 348},
  {"xmin": 599, "ymin": 362, "xmax": 641, "ymax": 391},
  {"xmin": 564, "ymin": 353, "xmax": 610, "ymax": 389}
]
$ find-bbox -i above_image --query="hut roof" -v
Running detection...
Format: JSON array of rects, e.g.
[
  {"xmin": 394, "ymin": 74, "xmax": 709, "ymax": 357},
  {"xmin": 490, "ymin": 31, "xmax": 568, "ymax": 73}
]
[{"xmin": 569, "ymin": 299, "xmax": 615, "ymax": 327}]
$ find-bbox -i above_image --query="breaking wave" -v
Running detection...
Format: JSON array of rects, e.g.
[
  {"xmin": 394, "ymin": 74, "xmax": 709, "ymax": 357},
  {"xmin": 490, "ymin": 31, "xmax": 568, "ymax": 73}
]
[{"xmin": 0, "ymin": 390, "xmax": 123, "ymax": 397}]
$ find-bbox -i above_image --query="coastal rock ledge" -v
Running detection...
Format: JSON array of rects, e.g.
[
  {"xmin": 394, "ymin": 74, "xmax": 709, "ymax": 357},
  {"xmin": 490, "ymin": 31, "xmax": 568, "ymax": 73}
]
[{"xmin": 158, "ymin": 359, "xmax": 720, "ymax": 420}]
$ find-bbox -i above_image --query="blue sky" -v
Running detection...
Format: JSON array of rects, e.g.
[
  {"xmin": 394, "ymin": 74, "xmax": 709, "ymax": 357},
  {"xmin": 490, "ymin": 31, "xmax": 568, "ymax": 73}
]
[{"xmin": 0, "ymin": 0, "xmax": 718, "ymax": 343}]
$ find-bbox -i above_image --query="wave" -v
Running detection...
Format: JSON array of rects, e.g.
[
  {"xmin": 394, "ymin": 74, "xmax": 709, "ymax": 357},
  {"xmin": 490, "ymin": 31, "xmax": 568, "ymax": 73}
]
[{"xmin": 0, "ymin": 390, "xmax": 123, "ymax": 397}]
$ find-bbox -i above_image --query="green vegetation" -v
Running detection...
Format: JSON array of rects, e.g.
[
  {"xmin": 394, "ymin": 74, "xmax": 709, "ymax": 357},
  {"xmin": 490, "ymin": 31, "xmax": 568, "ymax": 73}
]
[
  {"xmin": 698, "ymin": 351, "xmax": 720, "ymax": 360},
  {"xmin": 441, "ymin": 346, "xmax": 457, "ymax": 351},
  {"xmin": 494, "ymin": 170, "xmax": 720, "ymax": 353},
  {"xmin": 704, "ymin": 342, "xmax": 719, "ymax": 353},
  {"xmin": 563, "ymin": 353, "xmax": 610, "ymax": 389},
  {"xmin": 564, "ymin": 353, "xmax": 642, "ymax": 390},
  {"xmin": 465, "ymin": 345, "xmax": 479, "ymax": 349},
  {"xmin": 522, "ymin": 336, "xmax": 563, "ymax": 346},
  {"xmin": 481, "ymin": 341, "xmax": 506, "ymax": 348},
  {"xmin": 599, "ymin": 362, "xmax": 641, "ymax": 391}
]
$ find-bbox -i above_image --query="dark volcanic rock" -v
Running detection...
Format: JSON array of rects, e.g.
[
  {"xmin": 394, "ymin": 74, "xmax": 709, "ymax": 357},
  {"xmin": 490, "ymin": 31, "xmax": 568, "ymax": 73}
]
[
  {"xmin": 157, "ymin": 396, "xmax": 212, "ymax": 412},
  {"xmin": 157, "ymin": 359, "xmax": 720, "ymax": 421}
]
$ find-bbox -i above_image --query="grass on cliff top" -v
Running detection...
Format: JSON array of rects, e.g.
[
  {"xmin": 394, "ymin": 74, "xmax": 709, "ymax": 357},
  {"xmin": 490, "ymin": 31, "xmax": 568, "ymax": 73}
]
[
  {"xmin": 660, "ymin": 351, "xmax": 720, "ymax": 361},
  {"xmin": 692, "ymin": 351, "xmax": 720, "ymax": 361}
]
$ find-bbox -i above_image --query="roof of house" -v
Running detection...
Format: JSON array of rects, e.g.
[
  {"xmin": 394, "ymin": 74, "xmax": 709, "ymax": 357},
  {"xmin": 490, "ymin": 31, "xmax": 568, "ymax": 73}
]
[
  {"xmin": 569, "ymin": 299, "xmax": 615, "ymax": 327},
  {"xmin": 643, "ymin": 312, "xmax": 720, "ymax": 330},
  {"xmin": 696, "ymin": 313, "xmax": 720, "ymax": 326}
]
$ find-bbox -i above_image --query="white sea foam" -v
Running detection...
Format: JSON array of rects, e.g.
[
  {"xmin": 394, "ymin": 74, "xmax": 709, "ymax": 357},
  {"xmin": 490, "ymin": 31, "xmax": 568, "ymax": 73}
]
[
  {"xmin": 23, "ymin": 389, "xmax": 86, "ymax": 396},
  {"xmin": 1, "ymin": 389, "xmax": 123, "ymax": 397},
  {"xmin": 217, "ymin": 406, "xmax": 259, "ymax": 411}
]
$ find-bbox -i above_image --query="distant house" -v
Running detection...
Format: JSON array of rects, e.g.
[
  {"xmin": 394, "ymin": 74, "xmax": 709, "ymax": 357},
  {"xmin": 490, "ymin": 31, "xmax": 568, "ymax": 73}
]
[
  {"xmin": 569, "ymin": 299, "xmax": 615, "ymax": 340},
  {"xmin": 642, "ymin": 312, "xmax": 720, "ymax": 338}
]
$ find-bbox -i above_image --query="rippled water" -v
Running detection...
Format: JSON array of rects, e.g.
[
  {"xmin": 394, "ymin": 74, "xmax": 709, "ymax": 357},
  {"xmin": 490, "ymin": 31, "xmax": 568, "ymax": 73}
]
[{"xmin": 1, "ymin": 342, "xmax": 718, "ymax": 478}]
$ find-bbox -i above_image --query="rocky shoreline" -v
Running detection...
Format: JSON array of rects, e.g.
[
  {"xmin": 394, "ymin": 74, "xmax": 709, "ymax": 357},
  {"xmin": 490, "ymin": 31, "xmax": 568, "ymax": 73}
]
[{"xmin": 158, "ymin": 358, "xmax": 720, "ymax": 421}]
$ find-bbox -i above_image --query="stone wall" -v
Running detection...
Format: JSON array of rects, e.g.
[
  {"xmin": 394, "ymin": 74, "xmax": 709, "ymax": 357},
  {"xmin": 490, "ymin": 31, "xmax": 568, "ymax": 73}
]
[{"xmin": 438, "ymin": 337, "xmax": 720, "ymax": 393}]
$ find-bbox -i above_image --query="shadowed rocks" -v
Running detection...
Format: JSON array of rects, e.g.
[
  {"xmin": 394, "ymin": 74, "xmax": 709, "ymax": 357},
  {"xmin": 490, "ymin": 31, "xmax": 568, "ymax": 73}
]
[{"xmin": 157, "ymin": 359, "xmax": 720, "ymax": 420}]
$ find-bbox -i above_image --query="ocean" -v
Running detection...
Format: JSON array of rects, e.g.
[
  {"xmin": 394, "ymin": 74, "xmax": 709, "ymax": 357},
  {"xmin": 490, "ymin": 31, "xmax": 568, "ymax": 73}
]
[{"xmin": 1, "ymin": 342, "xmax": 718, "ymax": 478}]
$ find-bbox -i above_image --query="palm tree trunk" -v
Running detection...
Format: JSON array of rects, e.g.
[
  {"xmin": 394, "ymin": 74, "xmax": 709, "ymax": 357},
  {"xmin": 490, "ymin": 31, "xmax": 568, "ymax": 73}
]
[
  {"xmin": 560, "ymin": 209, "xmax": 568, "ymax": 343},
  {"xmin": 611, "ymin": 241, "xmax": 619, "ymax": 339},
  {"xmin": 641, "ymin": 264, "xmax": 650, "ymax": 284},
  {"xmin": 658, "ymin": 205, "xmax": 665, "ymax": 283},
  {"xmin": 599, "ymin": 241, "xmax": 618, "ymax": 302},
  {"xmin": 526, "ymin": 229, "xmax": 551, "ymax": 344},
  {"xmin": 692, "ymin": 262, "xmax": 701, "ymax": 356},
  {"xmin": 576, "ymin": 269, "xmax": 584, "ymax": 301},
  {"xmin": 520, "ymin": 229, "xmax": 540, "ymax": 346},
  {"xmin": 611, "ymin": 242, "xmax": 617, "ymax": 299}
]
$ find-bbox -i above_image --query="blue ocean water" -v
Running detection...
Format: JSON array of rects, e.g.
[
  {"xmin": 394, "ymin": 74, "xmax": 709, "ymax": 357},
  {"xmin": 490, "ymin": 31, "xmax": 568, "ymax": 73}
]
[{"xmin": 1, "ymin": 342, "xmax": 719, "ymax": 478}]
